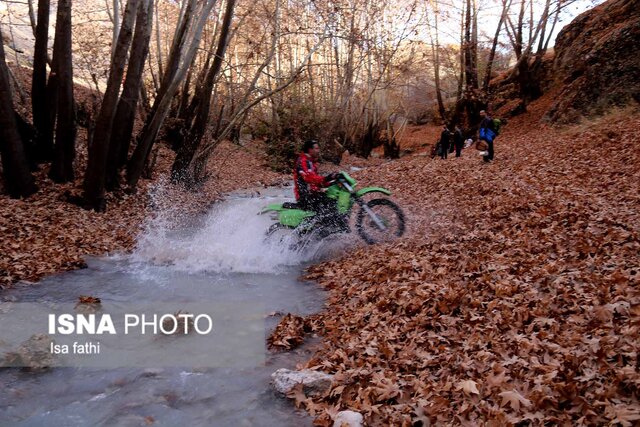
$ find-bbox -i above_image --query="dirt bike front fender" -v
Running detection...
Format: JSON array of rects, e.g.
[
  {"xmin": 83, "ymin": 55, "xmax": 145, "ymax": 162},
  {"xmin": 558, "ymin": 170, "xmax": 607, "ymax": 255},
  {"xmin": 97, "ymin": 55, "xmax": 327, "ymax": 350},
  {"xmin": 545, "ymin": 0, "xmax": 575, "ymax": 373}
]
[{"xmin": 355, "ymin": 187, "xmax": 392, "ymax": 198}]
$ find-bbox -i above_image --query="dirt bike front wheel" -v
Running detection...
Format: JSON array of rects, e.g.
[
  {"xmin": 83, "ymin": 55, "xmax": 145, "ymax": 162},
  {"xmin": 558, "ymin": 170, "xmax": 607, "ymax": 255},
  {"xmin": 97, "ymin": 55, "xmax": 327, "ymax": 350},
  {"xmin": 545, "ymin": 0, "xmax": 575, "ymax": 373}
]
[{"xmin": 356, "ymin": 198, "xmax": 405, "ymax": 245}]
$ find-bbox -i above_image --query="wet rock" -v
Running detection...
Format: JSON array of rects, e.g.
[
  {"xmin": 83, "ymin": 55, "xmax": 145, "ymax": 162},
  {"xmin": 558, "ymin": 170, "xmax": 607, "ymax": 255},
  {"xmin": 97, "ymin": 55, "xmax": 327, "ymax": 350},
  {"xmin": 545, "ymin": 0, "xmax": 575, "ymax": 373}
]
[
  {"xmin": 271, "ymin": 368, "xmax": 333, "ymax": 396},
  {"xmin": 141, "ymin": 368, "xmax": 164, "ymax": 377},
  {"xmin": 333, "ymin": 410, "xmax": 364, "ymax": 427},
  {"xmin": 75, "ymin": 295, "xmax": 102, "ymax": 314},
  {"xmin": 3, "ymin": 334, "xmax": 56, "ymax": 370}
]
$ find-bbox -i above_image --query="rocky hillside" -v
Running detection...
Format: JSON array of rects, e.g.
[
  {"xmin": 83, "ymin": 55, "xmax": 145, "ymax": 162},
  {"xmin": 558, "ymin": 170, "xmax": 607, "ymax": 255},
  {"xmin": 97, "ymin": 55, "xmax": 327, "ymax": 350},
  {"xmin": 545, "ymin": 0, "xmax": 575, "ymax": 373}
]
[{"xmin": 546, "ymin": 0, "xmax": 640, "ymax": 122}]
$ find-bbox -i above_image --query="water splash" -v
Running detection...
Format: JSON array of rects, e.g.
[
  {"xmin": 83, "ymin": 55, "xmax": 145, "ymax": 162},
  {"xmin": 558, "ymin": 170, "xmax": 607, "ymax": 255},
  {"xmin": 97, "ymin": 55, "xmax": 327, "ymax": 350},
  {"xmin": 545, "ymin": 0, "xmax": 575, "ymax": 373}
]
[{"xmin": 132, "ymin": 184, "xmax": 354, "ymax": 274}]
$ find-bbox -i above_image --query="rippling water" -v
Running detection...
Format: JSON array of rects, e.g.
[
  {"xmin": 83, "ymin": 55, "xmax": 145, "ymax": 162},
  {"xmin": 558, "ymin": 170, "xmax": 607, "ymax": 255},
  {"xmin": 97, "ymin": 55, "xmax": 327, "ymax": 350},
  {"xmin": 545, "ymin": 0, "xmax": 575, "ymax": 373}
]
[{"xmin": 0, "ymin": 186, "xmax": 353, "ymax": 427}]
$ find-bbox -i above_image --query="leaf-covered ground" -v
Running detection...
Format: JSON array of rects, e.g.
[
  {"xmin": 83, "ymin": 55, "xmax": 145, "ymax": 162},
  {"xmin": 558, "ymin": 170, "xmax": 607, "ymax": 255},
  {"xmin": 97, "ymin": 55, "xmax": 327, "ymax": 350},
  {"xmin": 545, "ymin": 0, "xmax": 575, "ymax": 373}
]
[
  {"xmin": 286, "ymin": 100, "xmax": 640, "ymax": 425},
  {"xmin": 0, "ymin": 65, "xmax": 286, "ymax": 289},
  {"xmin": 0, "ymin": 140, "xmax": 287, "ymax": 289}
]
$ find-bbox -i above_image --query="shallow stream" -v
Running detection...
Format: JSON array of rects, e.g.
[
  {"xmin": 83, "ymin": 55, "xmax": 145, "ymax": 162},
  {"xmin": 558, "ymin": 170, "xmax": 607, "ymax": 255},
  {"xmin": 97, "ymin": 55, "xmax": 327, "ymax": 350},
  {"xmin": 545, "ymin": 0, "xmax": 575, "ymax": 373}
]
[{"xmin": 0, "ymin": 186, "xmax": 353, "ymax": 426}]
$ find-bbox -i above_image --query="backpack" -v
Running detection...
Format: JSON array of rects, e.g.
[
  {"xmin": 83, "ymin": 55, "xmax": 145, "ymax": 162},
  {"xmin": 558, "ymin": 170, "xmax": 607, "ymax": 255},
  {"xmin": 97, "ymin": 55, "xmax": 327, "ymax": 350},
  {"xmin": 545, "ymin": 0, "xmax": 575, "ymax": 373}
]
[{"xmin": 492, "ymin": 118, "xmax": 502, "ymax": 136}]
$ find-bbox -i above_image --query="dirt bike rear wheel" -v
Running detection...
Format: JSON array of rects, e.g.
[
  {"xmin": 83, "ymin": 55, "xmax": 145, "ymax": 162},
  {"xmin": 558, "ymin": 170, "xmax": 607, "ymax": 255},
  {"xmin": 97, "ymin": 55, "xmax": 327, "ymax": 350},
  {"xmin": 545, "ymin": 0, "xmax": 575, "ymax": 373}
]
[{"xmin": 356, "ymin": 198, "xmax": 405, "ymax": 245}]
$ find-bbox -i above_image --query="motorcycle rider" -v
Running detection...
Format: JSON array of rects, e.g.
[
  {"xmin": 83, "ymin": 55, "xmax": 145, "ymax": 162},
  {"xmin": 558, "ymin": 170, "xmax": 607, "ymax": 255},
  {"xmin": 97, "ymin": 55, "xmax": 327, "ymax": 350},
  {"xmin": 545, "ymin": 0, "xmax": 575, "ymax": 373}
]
[{"xmin": 294, "ymin": 140, "xmax": 343, "ymax": 229}]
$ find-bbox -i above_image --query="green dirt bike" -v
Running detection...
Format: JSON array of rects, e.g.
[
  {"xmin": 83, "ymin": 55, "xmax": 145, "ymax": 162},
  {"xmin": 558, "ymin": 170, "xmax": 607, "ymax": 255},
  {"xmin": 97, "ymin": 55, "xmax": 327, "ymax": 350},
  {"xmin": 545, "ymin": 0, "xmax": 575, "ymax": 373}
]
[{"xmin": 261, "ymin": 172, "xmax": 405, "ymax": 245}]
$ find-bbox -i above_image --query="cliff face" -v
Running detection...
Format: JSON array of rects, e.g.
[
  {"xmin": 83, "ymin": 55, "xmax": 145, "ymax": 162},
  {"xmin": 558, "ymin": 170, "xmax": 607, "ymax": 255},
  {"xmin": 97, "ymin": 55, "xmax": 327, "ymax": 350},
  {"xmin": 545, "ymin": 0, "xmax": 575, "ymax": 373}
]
[{"xmin": 546, "ymin": 0, "xmax": 640, "ymax": 123}]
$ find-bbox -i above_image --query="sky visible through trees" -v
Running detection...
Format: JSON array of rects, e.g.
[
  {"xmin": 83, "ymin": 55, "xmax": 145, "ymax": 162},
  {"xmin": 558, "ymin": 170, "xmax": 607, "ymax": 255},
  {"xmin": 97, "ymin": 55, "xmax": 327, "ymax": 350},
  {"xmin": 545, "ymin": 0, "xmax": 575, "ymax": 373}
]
[{"xmin": 0, "ymin": 0, "xmax": 606, "ymax": 205}]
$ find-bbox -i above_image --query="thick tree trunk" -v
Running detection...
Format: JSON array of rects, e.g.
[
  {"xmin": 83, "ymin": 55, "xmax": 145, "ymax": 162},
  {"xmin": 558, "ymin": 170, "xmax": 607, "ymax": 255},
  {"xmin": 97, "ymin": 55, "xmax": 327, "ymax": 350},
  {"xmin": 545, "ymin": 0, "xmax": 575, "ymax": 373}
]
[
  {"xmin": 43, "ymin": 66, "xmax": 59, "ymax": 161},
  {"xmin": 172, "ymin": 0, "xmax": 236, "ymax": 185},
  {"xmin": 507, "ymin": 0, "xmax": 551, "ymax": 101},
  {"xmin": 49, "ymin": 0, "xmax": 76, "ymax": 183},
  {"xmin": 126, "ymin": 0, "xmax": 216, "ymax": 189},
  {"xmin": 106, "ymin": 0, "xmax": 154, "ymax": 191},
  {"xmin": 84, "ymin": 0, "xmax": 140, "ymax": 211},
  {"xmin": 31, "ymin": 0, "xmax": 52, "ymax": 163},
  {"xmin": 126, "ymin": 0, "xmax": 200, "ymax": 187},
  {"xmin": 463, "ymin": 0, "xmax": 477, "ymax": 90},
  {"xmin": 0, "ymin": 32, "xmax": 37, "ymax": 198},
  {"xmin": 470, "ymin": 0, "xmax": 478, "ymax": 88},
  {"xmin": 515, "ymin": 0, "xmax": 525, "ymax": 59},
  {"xmin": 383, "ymin": 119, "xmax": 399, "ymax": 159}
]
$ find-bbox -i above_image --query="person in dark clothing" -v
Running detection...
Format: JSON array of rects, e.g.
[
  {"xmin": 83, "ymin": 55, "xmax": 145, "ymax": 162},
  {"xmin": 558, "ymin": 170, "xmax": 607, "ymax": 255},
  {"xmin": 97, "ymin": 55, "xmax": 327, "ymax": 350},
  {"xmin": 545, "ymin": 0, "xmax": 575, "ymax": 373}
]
[
  {"xmin": 439, "ymin": 125, "xmax": 451, "ymax": 159},
  {"xmin": 293, "ymin": 140, "xmax": 343, "ymax": 229},
  {"xmin": 453, "ymin": 125, "xmax": 464, "ymax": 157},
  {"xmin": 479, "ymin": 110, "xmax": 496, "ymax": 162},
  {"xmin": 449, "ymin": 126, "xmax": 455, "ymax": 154}
]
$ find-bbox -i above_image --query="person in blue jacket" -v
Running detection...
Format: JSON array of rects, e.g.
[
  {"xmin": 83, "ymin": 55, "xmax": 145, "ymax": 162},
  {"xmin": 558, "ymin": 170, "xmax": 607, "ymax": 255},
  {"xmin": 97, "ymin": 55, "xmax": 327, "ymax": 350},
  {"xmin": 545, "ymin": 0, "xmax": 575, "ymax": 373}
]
[{"xmin": 478, "ymin": 110, "xmax": 496, "ymax": 162}]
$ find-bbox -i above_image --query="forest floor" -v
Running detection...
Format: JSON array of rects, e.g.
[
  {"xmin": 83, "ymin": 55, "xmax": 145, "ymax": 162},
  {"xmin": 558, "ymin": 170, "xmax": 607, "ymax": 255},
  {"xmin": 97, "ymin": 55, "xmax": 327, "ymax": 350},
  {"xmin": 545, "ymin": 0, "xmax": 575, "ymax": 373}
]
[
  {"xmin": 0, "ymin": 64, "xmax": 292, "ymax": 288},
  {"xmin": 273, "ymin": 95, "xmax": 640, "ymax": 425},
  {"xmin": 1, "ymin": 64, "xmax": 304, "ymax": 290},
  {"xmin": 2, "ymin": 65, "xmax": 639, "ymax": 425},
  {"xmin": 0, "ymin": 138, "xmax": 289, "ymax": 289}
]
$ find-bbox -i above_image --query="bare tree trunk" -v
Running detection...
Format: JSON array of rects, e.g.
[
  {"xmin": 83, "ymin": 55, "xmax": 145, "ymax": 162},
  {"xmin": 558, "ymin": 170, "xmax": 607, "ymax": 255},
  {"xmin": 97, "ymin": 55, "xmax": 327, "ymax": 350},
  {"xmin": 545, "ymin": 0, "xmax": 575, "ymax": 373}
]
[
  {"xmin": 483, "ymin": 0, "xmax": 512, "ymax": 91},
  {"xmin": 84, "ymin": 0, "xmax": 140, "ymax": 210},
  {"xmin": 126, "ymin": 0, "xmax": 217, "ymax": 189},
  {"xmin": 32, "ymin": 0, "xmax": 52, "ymax": 163},
  {"xmin": 154, "ymin": 0, "xmax": 164, "ymax": 80},
  {"xmin": 464, "ymin": 0, "xmax": 477, "ymax": 90},
  {"xmin": 536, "ymin": 0, "xmax": 557, "ymax": 58},
  {"xmin": 508, "ymin": 0, "xmax": 551, "ymax": 100},
  {"xmin": 0, "ymin": 30, "xmax": 37, "ymax": 198},
  {"xmin": 515, "ymin": 0, "xmax": 525, "ymax": 58},
  {"xmin": 27, "ymin": 0, "xmax": 37, "ymax": 35},
  {"xmin": 306, "ymin": 39, "xmax": 316, "ymax": 114},
  {"xmin": 171, "ymin": 0, "xmax": 236, "ymax": 185},
  {"xmin": 49, "ymin": 0, "xmax": 76, "ymax": 183},
  {"xmin": 457, "ymin": 0, "xmax": 465, "ymax": 101},
  {"xmin": 111, "ymin": 0, "xmax": 121, "ymax": 59},
  {"xmin": 542, "ymin": 4, "xmax": 560, "ymax": 53},
  {"xmin": 471, "ymin": 0, "xmax": 478, "ymax": 88},
  {"xmin": 106, "ymin": 0, "xmax": 154, "ymax": 190},
  {"xmin": 427, "ymin": 0, "xmax": 445, "ymax": 120}
]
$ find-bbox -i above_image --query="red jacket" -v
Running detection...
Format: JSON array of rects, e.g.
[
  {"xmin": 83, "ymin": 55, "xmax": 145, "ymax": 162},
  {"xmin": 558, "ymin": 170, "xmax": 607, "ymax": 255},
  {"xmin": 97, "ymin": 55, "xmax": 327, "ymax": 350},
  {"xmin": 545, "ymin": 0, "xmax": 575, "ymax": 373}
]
[{"xmin": 293, "ymin": 153, "xmax": 328, "ymax": 201}]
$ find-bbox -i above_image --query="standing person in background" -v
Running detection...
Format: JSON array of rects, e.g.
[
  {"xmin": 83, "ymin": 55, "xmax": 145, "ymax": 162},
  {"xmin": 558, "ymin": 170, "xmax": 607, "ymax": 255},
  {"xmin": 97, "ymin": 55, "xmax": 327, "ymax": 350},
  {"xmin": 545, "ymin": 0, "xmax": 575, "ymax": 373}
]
[
  {"xmin": 448, "ymin": 125, "xmax": 455, "ymax": 155},
  {"xmin": 439, "ymin": 125, "xmax": 451, "ymax": 160},
  {"xmin": 453, "ymin": 125, "xmax": 464, "ymax": 157},
  {"xmin": 479, "ymin": 110, "xmax": 496, "ymax": 162}
]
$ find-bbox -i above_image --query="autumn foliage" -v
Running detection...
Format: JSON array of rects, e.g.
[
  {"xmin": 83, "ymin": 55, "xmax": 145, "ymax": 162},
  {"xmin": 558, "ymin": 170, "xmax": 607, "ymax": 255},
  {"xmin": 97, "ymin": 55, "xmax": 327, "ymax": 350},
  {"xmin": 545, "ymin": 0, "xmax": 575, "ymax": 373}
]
[
  {"xmin": 274, "ymin": 99, "xmax": 640, "ymax": 425},
  {"xmin": 0, "ymin": 140, "xmax": 285, "ymax": 289}
]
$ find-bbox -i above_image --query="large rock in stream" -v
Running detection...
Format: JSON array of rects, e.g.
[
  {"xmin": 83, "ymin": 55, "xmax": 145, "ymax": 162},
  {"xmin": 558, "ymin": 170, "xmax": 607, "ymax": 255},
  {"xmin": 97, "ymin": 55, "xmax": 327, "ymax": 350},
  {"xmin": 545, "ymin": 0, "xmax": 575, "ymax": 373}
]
[
  {"xmin": 270, "ymin": 368, "xmax": 333, "ymax": 396},
  {"xmin": 333, "ymin": 410, "xmax": 364, "ymax": 427}
]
